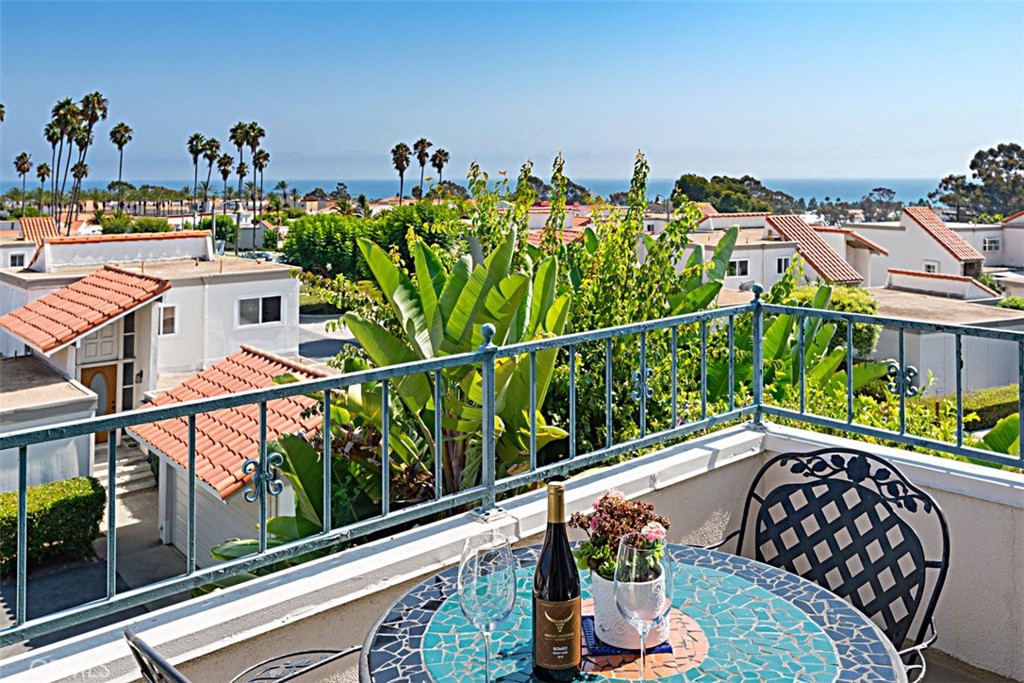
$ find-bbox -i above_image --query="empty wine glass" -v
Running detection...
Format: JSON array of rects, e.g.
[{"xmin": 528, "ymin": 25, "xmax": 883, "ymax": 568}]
[
  {"xmin": 613, "ymin": 531, "xmax": 673, "ymax": 683},
  {"xmin": 457, "ymin": 531, "xmax": 517, "ymax": 683}
]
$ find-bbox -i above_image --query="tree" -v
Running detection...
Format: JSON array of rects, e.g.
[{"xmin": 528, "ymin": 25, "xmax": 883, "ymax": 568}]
[
  {"xmin": 202, "ymin": 138, "xmax": 221, "ymax": 212},
  {"xmin": 229, "ymin": 121, "xmax": 248, "ymax": 233},
  {"xmin": 186, "ymin": 132, "xmax": 206, "ymax": 215},
  {"xmin": 969, "ymin": 142, "xmax": 1024, "ymax": 215},
  {"xmin": 430, "ymin": 148, "xmax": 449, "ymax": 183},
  {"xmin": 928, "ymin": 174, "xmax": 980, "ymax": 222},
  {"xmin": 109, "ymin": 122, "xmax": 133, "ymax": 212},
  {"xmin": 44, "ymin": 121, "xmax": 60, "ymax": 216},
  {"xmin": 49, "ymin": 97, "xmax": 81, "ymax": 228},
  {"xmin": 275, "ymin": 180, "xmax": 289, "ymax": 207},
  {"xmin": 859, "ymin": 187, "xmax": 900, "ymax": 222},
  {"xmin": 0, "ymin": 103, "xmax": 4, "ymax": 122},
  {"xmin": 413, "ymin": 137, "xmax": 432, "ymax": 196},
  {"xmin": 329, "ymin": 182, "xmax": 351, "ymax": 201},
  {"xmin": 65, "ymin": 92, "xmax": 107, "ymax": 232},
  {"xmin": 672, "ymin": 172, "xmax": 797, "ymax": 213},
  {"xmin": 14, "ymin": 152, "xmax": 32, "ymax": 217},
  {"xmin": 245, "ymin": 122, "xmax": 266, "ymax": 220},
  {"xmin": 35, "ymin": 163, "xmax": 51, "ymax": 213},
  {"xmin": 427, "ymin": 180, "xmax": 469, "ymax": 200},
  {"xmin": 217, "ymin": 153, "xmax": 234, "ymax": 236},
  {"xmin": 391, "ymin": 142, "xmax": 411, "ymax": 204}
]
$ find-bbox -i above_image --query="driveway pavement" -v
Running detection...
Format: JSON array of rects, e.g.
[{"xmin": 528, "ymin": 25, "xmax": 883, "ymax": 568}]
[{"xmin": 299, "ymin": 314, "xmax": 357, "ymax": 361}]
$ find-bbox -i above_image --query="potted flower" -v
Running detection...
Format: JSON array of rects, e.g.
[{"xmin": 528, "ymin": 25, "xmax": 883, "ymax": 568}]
[{"xmin": 568, "ymin": 489, "xmax": 671, "ymax": 649}]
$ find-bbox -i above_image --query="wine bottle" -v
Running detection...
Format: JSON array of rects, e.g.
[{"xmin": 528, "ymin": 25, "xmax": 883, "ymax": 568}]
[{"xmin": 533, "ymin": 481, "xmax": 581, "ymax": 681}]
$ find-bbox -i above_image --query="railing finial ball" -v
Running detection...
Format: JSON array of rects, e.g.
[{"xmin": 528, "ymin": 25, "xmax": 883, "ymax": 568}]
[
  {"xmin": 751, "ymin": 283, "xmax": 764, "ymax": 300},
  {"xmin": 480, "ymin": 323, "xmax": 497, "ymax": 348}
]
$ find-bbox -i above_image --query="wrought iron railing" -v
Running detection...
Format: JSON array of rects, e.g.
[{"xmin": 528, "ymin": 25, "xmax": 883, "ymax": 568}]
[{"xmin": 0, "ymin": 287, "xmax": 1021, "ymax": 646}]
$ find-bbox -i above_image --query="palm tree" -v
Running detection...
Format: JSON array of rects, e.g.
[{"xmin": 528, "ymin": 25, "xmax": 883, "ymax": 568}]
[
  {"xmin": 275, "ymin": 180, "xmax": 288, "ymax": 208},
  {"xmin": 0, "ymin": 103, "xmax": 5, "ymax": 123},
  {"xmin": 71, "ymin": 161, "xmax": 88, "ymax": 221},
  {"xmin": 50, "ymin": 97, "xmax": 81, "ymax": 225},
  {"xmin": 430, "ymin": 148, "xmax": 449, "ymax": 185},
  {"xmin": 36, "ymin": 163, "xmax": 51, "ymax": 214},
  {"xmin": 217, "ymin": 153, "xmax": 234, "ymax": 236},
  {"xmin": 235, "ymin": 161, "xmax": 248, "ymax": 254},
  {"xmin": 44, "ymin": 121, "xmax": 60, "ymax": 216},
  {"xmin": 109, "ymin": 122, "xmax": 133, "ymax": 212},
  {"xmin": 229, "ymin": 122, "xmax": 248, "ymax": 229},
  {"xmin": 66, "ymin": 92, "xmax": 107, "ymax": 232},
  {"xmin": 245, "ymin": 122, "xmax": 265, "ymax": 220},
  {"xmin": 202, "ymin": 138, "xmax": 220, "ymax": 212},
  {"xmin": 187, "ymin": 132, "xmax": 206, "ymax": 215},
  {"xmin": 413, "ymin": 137, "xmax": 432, "ymax": 196},
  {"xmin": 290, "ymin": 187, "xmax": 299, "ymax": 207},
  {"xmin": 14, "ymin": 152, "xmax": 32, "ymax": 217},
  {"xmin": 391, "ymin": 142, "xmax": 411, "ymax": 205},
  {"xmin": 252, "ymin": 148, "xmax": 269, "ymax": 218}
]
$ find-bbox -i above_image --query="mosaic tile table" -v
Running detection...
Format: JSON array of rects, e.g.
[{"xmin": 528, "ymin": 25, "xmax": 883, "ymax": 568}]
[{"xmin": 360, "ymin": 545, "xmax": 906, "ymax": 683}]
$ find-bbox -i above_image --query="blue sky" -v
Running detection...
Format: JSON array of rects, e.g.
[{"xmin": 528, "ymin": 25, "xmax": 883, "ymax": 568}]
[{"xmin": 1, "ymin": 1, "xmax": 1022, "ymax": 182}]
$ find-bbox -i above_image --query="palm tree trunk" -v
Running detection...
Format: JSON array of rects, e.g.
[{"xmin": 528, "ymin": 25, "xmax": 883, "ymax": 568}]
[
  {"xmin": 399, "ymin": 174, "xmax": 404, "ymax": 206},
  {"xmin": 58, "ymin": 141, "xmax": 74, "ymax": 226},
  {"xmin": 21, "ymin": 176, "xmax": 26, "ymax": 217},
  {"xmin": 49, "ymin": 145, "xmax": 57, "ymax": 216},
  {"xmin": 419, "ymin": 165, "xmax": 425, "ymax": 195},
  {"xmin": 117, "ymin": 149, "xmax": 124, "ymax": 211}
]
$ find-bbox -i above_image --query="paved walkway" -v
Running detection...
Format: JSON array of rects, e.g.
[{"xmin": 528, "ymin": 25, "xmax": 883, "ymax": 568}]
[{"xmin": 298, "ymin": 314, "xmax": 356, "ymax": 361}]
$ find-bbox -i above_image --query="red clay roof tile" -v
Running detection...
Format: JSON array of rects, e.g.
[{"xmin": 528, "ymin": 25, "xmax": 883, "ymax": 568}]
[
  {"xmin": 903, "ymin": 207, "xmax": 983, "ymax": 262},
  {"xmin": 128, "ymin": 347, "xmax": 329, "ymax": 500},
  {"xmin": 19, "ymin": 217, "xmax": 61, "ymax": 245},
  {"xmin": 766, "ymin": 215, "xmax": 863, "ymax": 285},
  {"xmin": 0, "ymin": 265, "xmax": 171, "ymax": 353}
]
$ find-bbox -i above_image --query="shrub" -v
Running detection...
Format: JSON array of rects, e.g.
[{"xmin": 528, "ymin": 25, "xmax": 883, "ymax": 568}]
[
  {"xmin": 997, "ymin": 296, "xmax": 1024, "ymax": 311},
  {"xmin": 131, "ymin": 217, "xmax": 171, "ymax": 233},
  {"xmin": 198, "ymin": 215, "xmax": 237, "ymax": 243},
  {"xmin": 0, "ymin": 477, "xmax": 105, "ymax": 575},
  {"xmin": 100, "ymin": 214, "xmax": 133, "ymax": 234},
  {"xmin": 787, "ymin": 285, "xmax": 880, "ymax": 358},
  {"xmin": 962, "ymin": 384, "xmax": 1020, "ymax": 430}
]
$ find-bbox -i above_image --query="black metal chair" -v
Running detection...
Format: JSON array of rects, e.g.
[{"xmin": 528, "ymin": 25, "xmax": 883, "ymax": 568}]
[
  {"xmin": 709, "ymin": 447, "xmax": 950, "ymax": 683},
  {"xmin": 124, "ymin": 628, "xmax": 359, "ymax": 683}
]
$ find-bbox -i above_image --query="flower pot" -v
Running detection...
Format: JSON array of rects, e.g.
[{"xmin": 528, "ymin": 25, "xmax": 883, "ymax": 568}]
[{"xmin": 590, "ymin": 571, "xmax": 671, "ymax": 650}]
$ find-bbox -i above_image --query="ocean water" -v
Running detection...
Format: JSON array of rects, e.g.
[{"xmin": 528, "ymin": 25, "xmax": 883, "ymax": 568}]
[{"xmin": 0, "ymin": 177, "xmax": 938, "ymax": 204}]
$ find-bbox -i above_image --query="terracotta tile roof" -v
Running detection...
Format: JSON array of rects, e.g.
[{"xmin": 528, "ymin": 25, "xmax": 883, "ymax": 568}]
[
  {"xmin": 887, "ymin": 268, "xmax": 1000, "ymax": 297},
  {"xmin": 766, "ymin": 215, "xmax": 863, "ymax": 284},
  {"xmin": 903, "ymin": 206, "xmax": 983, "ymax": 262},
  {"xmin": 1002, "ymin": 209, "xmax": 1024, "ymax": 225},
  {"xmin": 697, "ymin": 203, "xmax": 718, "ymax": 217},
  {"xmin": 571, "ymin": 215, "xmax": 592, "ymax": 228},
  {"xmin": 19, "ymin": 217, "xmax": 61, "ymax": 245},
  {"xmin": 128, "ymin": 347, "xmax": 329, "ymax": 500},
  {"xmin": 813, "ymin": 227, "xmax": 889, "ymax": 255},
  {"xmin": 0, "ymin": 265, "xmax": 170, "ymax": 353},
  {"xmin": 525, "ymin": 227, "xmax": 587, "ymax": 247}
]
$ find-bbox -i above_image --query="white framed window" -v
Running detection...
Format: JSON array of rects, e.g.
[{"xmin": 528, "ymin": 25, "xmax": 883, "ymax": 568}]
[
  {"xmin": 982, "ymin": 237, "xmax": 1002, "ymax": 252},
  {"xmin": 8, "ymin": 252, "xmax": 25, "ymax": 268},
  {"xmin": 158, "ymin": 304, "xmax": 177, "ymax": 336},
  {"xmin": 727, "ymin": 259, "xmax": 749, "ymax": 277},
  {"xmin": 238, "ymin": 295, "xmax": 283, "ymax": 326},
  {"xmin": 923, "ymin": 260, "xmax": 939, "ymax": 274},
  {"xmin": 777, "ymin": 257, "xmax": 790, "ymax": 274}
]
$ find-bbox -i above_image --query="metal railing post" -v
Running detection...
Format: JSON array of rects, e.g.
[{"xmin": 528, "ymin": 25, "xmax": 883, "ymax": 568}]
[
  {"xmin": 751, "ymin": 283, "xmax": 765, "ymax": 425},
  {"xmin": 479, "ymin": 324, "xmax": 498, "ymax": 513}
]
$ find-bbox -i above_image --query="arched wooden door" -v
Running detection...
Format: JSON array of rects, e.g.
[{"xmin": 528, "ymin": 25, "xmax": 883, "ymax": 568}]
[{"xmin": 81, "ymin": 364, "xmax": 118, "ymax": 443}]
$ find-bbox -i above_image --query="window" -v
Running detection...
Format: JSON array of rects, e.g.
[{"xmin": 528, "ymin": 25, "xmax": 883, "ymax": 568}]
[
  {"xmin": 8, "ymin": 253, "xmax": 25, "ymax": 268},
  {"xmin": 983, "ymin": 237, "xmax": 1002, "ymax": 252},
  {"xmin": 159, "ymin": 305, "xmax": 177, "ymax": 336},
  {"xmin": 727, "ymin": 259, "xmax": 749, "ymax": 277},
  {"xmin": 238, "ymin": 296, "xmax": 282, "ymax": 326},
  {"xmin": 923, "ymin": 260, "xmax": 939, "ymax": 274},
  {"xmin": 777, "ymin": 257, "xmax": 791, "ymax": 274}
]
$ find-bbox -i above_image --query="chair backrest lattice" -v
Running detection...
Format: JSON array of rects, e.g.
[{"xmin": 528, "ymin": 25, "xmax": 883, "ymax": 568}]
[{"xmin": 735, "ymin": 448, "xmax": 950, "ymax": 648}]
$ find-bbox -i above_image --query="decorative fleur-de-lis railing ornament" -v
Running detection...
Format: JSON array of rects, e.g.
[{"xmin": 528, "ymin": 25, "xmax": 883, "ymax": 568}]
[
  {"xmin": 242, "ymin": 452, "xmax": 285, "ymax": 502},
  {"xmin": 886, "ymin": 362, "xmax": 920, "ymax": 398},
  {"xmin": 631, "ymin": 367, "xmax": 654, "ymax": 402}
]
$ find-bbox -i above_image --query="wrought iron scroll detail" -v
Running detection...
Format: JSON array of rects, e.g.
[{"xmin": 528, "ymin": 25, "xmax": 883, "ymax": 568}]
[
  {"xmin": 631, "ymin": 367, "xmax": 654, "ymax": 402},
  {"xmin": 778, "ymin": 451, "xmax": 933, "ymax": 513},
  {"xmin": 242, "ymin": 452, "xmax": 285, "ymax": 502},
  {"xmin": 886, "ymin": 362, "xmax": 919, "ymax": 398}
]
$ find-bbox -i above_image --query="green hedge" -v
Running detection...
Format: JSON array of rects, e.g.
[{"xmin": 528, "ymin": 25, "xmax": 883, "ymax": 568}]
[
  {"xmin": 997, "ymin": 296, "xmax": 1024, "ymax": 311},
  {"xmin": 787, "ymin": 285, "xmax": 880, "ymax": 358},
  {"xmin": 0, "ymin": 477, "xmax": 105, "ymax": 575},
  {"xmin": 960, "ymin": 385, "xmax": 1021, "ymax": 430}
]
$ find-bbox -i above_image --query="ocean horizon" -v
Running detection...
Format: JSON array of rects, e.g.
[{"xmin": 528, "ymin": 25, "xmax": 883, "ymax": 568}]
[{"xmin": 0, "ymin": 177, "xmax": 940, "ymax": 204}]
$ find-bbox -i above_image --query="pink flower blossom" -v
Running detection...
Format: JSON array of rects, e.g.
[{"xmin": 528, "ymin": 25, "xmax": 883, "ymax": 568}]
[
  {"xmin": 641, "ymin": 521, "xmax": 667, "ymax": 543},
  {"xmin": 604, "ymin": 488, "xmax": 624, "ymax": 501},
  {"xmin": 589, "ymin": 515, "xmax": 600, "ymax": 532}
]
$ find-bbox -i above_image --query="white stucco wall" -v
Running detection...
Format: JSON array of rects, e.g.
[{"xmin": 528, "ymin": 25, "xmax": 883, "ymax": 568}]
[
  {"xmin": 852, "ymin": 222, "xmax": 963, "ymax": 277},
  {"xmin": 155, "ymin": 273, "xmax": 300, "ymax": 373}
]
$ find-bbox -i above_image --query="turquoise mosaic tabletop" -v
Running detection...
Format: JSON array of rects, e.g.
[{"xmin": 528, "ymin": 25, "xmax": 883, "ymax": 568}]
[{"xmin": 361, "ymin": 545, "xmax": 905, "ymax": 683}]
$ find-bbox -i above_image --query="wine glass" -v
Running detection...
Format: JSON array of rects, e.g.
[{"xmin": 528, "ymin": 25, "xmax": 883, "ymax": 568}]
[
  {"xmin": 457, "ymin": 531, "xmax": 517, "ymax": 683},
  {"xmin": 613, "ymin": 532, "xmax": 673, "ymax": 683}
]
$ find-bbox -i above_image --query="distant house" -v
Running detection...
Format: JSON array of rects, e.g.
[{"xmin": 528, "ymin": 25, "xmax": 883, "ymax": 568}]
[
  {"xmin": 128, "ymin": 346, "xmax": 330, "ymax": 567},
  {"xmin": 850, "ymin": 207, "xmax": 985, "ymax": 285}
]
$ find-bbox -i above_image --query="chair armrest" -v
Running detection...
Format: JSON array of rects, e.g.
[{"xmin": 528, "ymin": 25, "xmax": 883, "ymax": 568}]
[
  {"xmin": 703, "ymin": 529, "xmax": 740, "ymax": 553},
  {"xmin": 228, "ymin": 646, "xmax": 360, "ymax": 683},
  {"xmin": 898, "ymin": 619, "xmax": 937, "ymax": 683}
]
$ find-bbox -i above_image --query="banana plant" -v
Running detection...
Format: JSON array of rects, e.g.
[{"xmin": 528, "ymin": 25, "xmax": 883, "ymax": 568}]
[
  {"xmin": 977, "ymin": 413, "xmax": 1020, "ymax": 457},
  {"xmin": 707, "ymin": 284, "xmax": 891, "ymax": 402},
  {"xmin": 343, "ymin": 234, "xmax": 571, "ymax": 493}
]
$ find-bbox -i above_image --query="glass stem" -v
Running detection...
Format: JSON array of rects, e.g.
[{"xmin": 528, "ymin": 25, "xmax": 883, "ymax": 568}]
[
  {"xmin": 638, "ymin": 626, "xmax": 649, "ymax": 683},
  {"xmin": 482, "ymin": 630, "xmax": 492, "ymax": 683}
]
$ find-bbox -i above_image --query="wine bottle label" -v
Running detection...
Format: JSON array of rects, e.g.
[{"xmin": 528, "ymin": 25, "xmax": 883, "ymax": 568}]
[{"xmin": 534, "ymin": 597, "xmax": 581, "ymax": 670}]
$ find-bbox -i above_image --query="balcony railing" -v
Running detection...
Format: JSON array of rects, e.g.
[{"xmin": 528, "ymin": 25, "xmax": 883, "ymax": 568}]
[{"xmin": 1, "ymin": 287, "xmax": 1021, "ymax": 647}]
